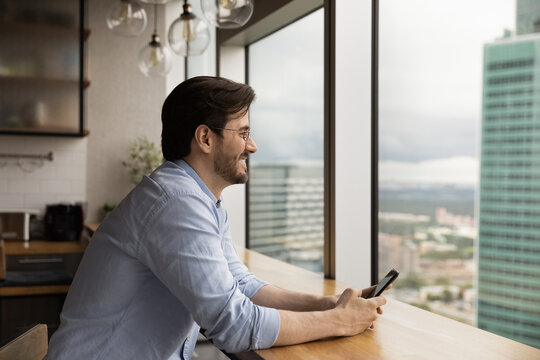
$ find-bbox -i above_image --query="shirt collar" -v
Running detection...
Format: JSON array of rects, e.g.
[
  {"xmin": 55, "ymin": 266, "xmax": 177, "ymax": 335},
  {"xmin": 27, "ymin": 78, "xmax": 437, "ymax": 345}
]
[{"xmin": 173, "ymin": 159, "xmax": 223, "ymax": 207}]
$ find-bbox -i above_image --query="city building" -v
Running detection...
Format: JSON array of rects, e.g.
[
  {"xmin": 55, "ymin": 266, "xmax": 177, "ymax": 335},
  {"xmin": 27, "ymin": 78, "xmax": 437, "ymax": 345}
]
[
  {"xmin": 478, "ymin": 0, "xmax": 540, "ymax": 348},
  {"xmin": 436, "ymin": 207, "xmax": 474, "ymax": 228},
  {"xmin": 378, "ymin": 233, "xmax": 419, "ymax": 277},
  {"xmin": 248, "ymin": 164, "xmax": 325, "ymax": 273}
]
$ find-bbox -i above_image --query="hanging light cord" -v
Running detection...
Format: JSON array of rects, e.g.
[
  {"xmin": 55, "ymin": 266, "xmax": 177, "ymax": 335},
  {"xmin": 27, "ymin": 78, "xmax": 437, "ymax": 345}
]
[{"xmin": 153, "ymin": 3, "xmax": 157, "ymax": 35}]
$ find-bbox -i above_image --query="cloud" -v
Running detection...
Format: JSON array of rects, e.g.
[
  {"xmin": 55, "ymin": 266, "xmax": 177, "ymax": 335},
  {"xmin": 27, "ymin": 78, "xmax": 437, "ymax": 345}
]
[
  {"xmin": 379, "ymin": 156, "xmax": 478, "ymax": 187},
  {"xmin": 378, "ymin": 110, "xmax": 479, "ymax": 162},
  {"xmin": 378, "ymin": 0, "xmax": 514, "ymax": 162}
]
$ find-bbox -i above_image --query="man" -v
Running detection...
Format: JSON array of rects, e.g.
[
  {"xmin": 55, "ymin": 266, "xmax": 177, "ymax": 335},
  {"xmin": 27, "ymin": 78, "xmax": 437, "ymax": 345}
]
[{"xmin": 46, "ymin": 76, "xmax": 387, "ymax": 360}]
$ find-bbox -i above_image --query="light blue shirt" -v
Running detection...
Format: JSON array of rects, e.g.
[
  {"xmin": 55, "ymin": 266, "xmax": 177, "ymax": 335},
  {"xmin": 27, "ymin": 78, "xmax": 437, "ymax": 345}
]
[{"xmin": 46, "ymin": 160, "xmax": 280, "ymax": 360}]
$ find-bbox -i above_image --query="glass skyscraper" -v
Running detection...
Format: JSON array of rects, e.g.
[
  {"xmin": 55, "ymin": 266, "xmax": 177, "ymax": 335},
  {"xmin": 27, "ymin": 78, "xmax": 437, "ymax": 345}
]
[{"xmin": 478, "ymin": 1, "xmax": 540, "ymax": 348}]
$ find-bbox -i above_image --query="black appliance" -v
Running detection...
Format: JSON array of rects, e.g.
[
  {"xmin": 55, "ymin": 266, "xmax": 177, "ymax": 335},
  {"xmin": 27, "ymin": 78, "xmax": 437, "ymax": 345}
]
[{"xmin": 45, "ymin": 204, "xmax": 83, "ymax": 242}]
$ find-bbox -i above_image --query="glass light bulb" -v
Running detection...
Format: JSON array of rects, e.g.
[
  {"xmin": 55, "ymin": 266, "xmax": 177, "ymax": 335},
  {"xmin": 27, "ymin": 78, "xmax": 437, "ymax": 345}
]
[
  {"xmin": 168, "ymin": 13, "xmax": 210, "ymax": 56},
  {"xmin": 201, "ymin": 0, "xmax": 253, "ymax": 29},
  {"xmin": 183, "ymin": 19, "xmax": 197, "ymax": 42},
  {"xmin": 107, "ymin": 0, "xmax": 147, "ymax": 37},
  {"xmin": 149, "ymin": 47, "xmax": 160, "ymax": 66},
  {"xmin": 137, "ymin": 35, "xmax": 173, "ymax": 77}
]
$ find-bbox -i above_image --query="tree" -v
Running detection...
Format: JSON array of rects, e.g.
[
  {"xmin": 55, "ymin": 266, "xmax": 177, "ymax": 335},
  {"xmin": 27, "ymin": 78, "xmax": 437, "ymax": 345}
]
[
  {"xmin": 442, "ymin": 289, "xmax": 453, "ymax": 303},
  {"xmin": 395, "ymin": 273, "xmax": 425, "ymax": 289}
]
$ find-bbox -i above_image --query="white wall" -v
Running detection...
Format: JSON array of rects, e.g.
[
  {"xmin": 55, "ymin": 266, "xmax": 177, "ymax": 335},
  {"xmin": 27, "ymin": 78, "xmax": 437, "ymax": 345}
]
[
  {"xmin": 0, "ymin": 136, "xmax": 87, "ymax": 214},
  {"xmin": 334, "ymin": 0, "xmax": 373, "ymax": 288},
  {"xmin": 165, "ymin": 1, "xmax": 187, "ymax": 94},
  {"xmin": 186, "ymin": 0, "xmax": 216, "ymax": 78},
  {"xmin": 86, "ymin": 0, "xmax": 182, "ymax": 221},
  {"xmin": 219, "ymin": 46, "xmax": 247, "ymax": 248}
]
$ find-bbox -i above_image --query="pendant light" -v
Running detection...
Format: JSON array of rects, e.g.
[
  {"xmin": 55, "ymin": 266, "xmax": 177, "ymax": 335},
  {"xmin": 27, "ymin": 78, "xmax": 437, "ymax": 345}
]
[
  {"xmin": 139, "ymin": 0, "xmax": 170, "ymax": 3},
  {"xmin": 107, "ymin": 0, "xmax": 148, "ymax": 36},
  {"xmin": 201, "ymin": 0, "xmax": 254, "ymax": 29},
  {"xmin": 167, "ymin": 0, "xmax": 211, "ymax": 56},
  {"xmin": 137, "ymin": 4, "xmax": 173, "ymax": 77}
]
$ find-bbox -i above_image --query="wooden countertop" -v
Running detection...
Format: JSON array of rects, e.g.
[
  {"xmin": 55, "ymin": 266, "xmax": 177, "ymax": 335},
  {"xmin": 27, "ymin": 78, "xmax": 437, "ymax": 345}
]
[
  {"xmin": 4, "ymin": 240, "xmax": 86, "ymax": 255},
  {"xmin": 0, "ymin": 285, "xmax": 71, "ymax": 297},
  {"xmin": 84, "ymin": 222, "xmax": 100, "ymax": 234},
  {"xmin": 235, "ymin": 247, "xmax": 540, "ymax": 360}
]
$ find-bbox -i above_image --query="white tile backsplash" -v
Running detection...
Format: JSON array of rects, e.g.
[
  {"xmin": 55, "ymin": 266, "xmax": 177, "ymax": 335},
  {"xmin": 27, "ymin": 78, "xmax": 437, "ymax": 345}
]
[
  {"xmin": 69, "ymin": 166, "xmax": 86, "ymax": 181},
  {"xmin": 70, "ymin": 180, "xmax": 86, "ymax": 195},
  {"xmin": 0, "ymin": 135, "xmax": 87, "ymax": 215},
  {"xmin": 8, "ymin": 179, "xmax": 42, "ymax": 194},
  {"xmin": 24, "ymin": 194, "xmax": 59, "ymax": 211},
  {"xmin": 0, "ymin": 194, "xmax": 25, "ymax": 209},
  {"xmin": 70, "ymin": 150, "xmax": 87, "ymax": 163},
  {"xmin": 0, "ymin": 136, "xmax": 26, "ymax": 152},
  {"xmin": 41, "ymin": 179, "xmax": 72, "ymax": 194},
  {"xmin": 50, "ymin": 151, "xmax": 72, "ymax": 167},
  {"xmin": 0, "ymin": 166, "xmax": 22, "ymax": 180}
]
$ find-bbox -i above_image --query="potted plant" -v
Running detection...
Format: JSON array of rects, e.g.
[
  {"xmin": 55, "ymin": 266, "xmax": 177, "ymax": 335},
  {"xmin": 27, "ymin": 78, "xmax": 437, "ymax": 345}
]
[{"xmin": 122, "ymin": 136, "xmax": 163, "ymax": 185}]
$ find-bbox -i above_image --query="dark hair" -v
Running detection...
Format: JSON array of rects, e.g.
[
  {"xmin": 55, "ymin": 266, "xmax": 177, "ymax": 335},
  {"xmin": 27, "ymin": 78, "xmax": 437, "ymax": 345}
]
[{"xmin": 161, "ymin": 76, "xmax": 256, "ymax": 161}]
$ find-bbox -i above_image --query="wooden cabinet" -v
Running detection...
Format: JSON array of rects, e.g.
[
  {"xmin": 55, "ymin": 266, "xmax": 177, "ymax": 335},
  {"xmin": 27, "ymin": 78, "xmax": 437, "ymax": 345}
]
[
  {"xmin": 0, "ymin": 0, "xmax": 87, "ymax": 136},
  {"xmin": 0, "ymin": 240, "xmax": 86, "ymax": 344}
]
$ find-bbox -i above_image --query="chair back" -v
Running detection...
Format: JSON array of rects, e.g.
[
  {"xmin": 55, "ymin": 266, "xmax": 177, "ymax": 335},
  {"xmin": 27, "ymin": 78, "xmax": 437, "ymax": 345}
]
[{"xmin": 0, "ymin": 324, "xmax": 48, "ymax": 360}]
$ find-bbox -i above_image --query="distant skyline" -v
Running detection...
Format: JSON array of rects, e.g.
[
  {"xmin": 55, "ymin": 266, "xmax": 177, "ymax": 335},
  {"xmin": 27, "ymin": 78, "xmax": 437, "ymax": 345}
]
[{"xmin": 379, "ymin": 0, "xmax": 515, "ymax": 187}]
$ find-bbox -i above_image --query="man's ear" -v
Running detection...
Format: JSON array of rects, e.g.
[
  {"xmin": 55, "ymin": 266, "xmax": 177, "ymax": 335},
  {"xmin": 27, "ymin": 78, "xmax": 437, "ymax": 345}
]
[{"xmin": 193, "ymin": 125, "xmax": 213, "ymax": 154}]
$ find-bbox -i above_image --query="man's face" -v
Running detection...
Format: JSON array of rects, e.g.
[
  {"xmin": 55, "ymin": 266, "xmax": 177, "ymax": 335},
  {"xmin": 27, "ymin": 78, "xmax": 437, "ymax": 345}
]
[{"xmin": 213, "ymin": 111, "xmax": 257, "ymax": 185}]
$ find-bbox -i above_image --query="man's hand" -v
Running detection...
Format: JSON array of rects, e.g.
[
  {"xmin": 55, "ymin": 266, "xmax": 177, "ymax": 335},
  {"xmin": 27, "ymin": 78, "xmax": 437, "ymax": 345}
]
[
  {"xmin": 325, "ymin": 283, "xmax": 393, "ymax": 316},
  {"xmin": 331, "ymin": 288, "xmax": 387, "ymax": 336},
  {"xmin": 273, "ymin": 287, "xmax": 388, "ymax": 347}
]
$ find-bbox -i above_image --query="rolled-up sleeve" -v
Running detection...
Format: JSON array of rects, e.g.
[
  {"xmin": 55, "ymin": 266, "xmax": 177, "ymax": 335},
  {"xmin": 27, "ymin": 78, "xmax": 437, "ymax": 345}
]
[
  {"xmin": 136, "ymin": 193, "xmax": 280, "ymax": 353},
  {"xmin": 221, "ymin": 220, "xmax": 268, "ymax": 298}
]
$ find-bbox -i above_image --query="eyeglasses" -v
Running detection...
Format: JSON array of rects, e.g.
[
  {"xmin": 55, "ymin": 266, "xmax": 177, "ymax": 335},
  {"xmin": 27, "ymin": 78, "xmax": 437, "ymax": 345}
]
[{"xmin": 211, "ymin": 127, "xmax": 251, "ymax": 143}]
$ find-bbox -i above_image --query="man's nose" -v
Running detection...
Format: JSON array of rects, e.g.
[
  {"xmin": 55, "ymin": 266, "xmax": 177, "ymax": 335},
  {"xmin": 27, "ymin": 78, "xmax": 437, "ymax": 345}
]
[{"xmin": 246, "ymin": 137, "xmax": 257, "ymax": 153}]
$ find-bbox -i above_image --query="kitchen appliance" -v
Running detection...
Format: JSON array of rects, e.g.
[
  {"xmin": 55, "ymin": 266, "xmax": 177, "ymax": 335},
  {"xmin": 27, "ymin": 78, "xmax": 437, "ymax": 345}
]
[
  {"xmin": 0, "ymin": 210, "xmax": 39, "ymax": 241},
  {"xmin": 45, "ymin": 204, "xmax": 84, "ymax": 242}
]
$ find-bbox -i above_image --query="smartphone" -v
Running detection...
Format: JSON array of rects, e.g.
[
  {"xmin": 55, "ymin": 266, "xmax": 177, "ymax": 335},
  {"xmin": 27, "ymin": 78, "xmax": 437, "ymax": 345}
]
[{"xmin": 368, "ymin": 269, "xmax": 399, "ymax": 298}]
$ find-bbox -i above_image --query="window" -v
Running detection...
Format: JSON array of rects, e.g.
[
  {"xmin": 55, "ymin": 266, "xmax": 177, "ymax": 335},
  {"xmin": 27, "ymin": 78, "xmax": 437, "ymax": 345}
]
[
  {"xmin": 247, "ymin": 9, "xmax": 325, "ymax": 273},
  {"xmin": 378, "ymin": 0, "xmax": 540, "ymax": 349}
]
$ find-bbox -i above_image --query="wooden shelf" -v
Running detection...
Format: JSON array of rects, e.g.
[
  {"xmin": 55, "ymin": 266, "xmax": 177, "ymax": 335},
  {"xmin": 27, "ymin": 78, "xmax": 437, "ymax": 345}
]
[
  {"xmin": 0, "ymin": 21, "xmax": 81, "ymax": 39},
  {"xmin": 0, "ymin": 75, "xmax": 89, "ymax": 87},
  {"xmin": 0, "ymin": 126, "xmax": 86, "ymax": 137},
  {"xmin": 0, "ymin": 21, "xmax": 89, "ymax": 41},
  {"xmin": 0, "ymin": 1, "xmax": 87, "ymax": 138}
]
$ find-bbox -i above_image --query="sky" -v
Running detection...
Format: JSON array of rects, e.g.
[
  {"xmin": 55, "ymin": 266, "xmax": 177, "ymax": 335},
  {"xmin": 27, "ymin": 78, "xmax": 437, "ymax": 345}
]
[
  {"xmin": 248, "ymin": 9, "xmax": 324, "ymax": 166},
  {"xmin": 378, "ymin": 0, "xmax": 515, "ymax": 186},
  {"xmin": 247, "ymin": 1, "xmax": 516, "ymax": 187}
]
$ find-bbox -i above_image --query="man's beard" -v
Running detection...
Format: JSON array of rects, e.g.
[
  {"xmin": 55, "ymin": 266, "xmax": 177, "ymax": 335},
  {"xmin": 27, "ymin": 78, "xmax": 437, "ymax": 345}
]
[{"xmin": 214, "ymin": 151, "xmax": 248, "ymax": 185}]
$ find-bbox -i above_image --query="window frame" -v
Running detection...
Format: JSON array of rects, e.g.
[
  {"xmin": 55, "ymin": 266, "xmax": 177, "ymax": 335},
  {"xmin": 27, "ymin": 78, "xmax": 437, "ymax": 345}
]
[
  {"xmin": 215, "ymin": 0, "xmax": 380, "ymax": 282},
  {"xmin": 243, "ymin": 5, "xmax": 331, "ymax": 277}
]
